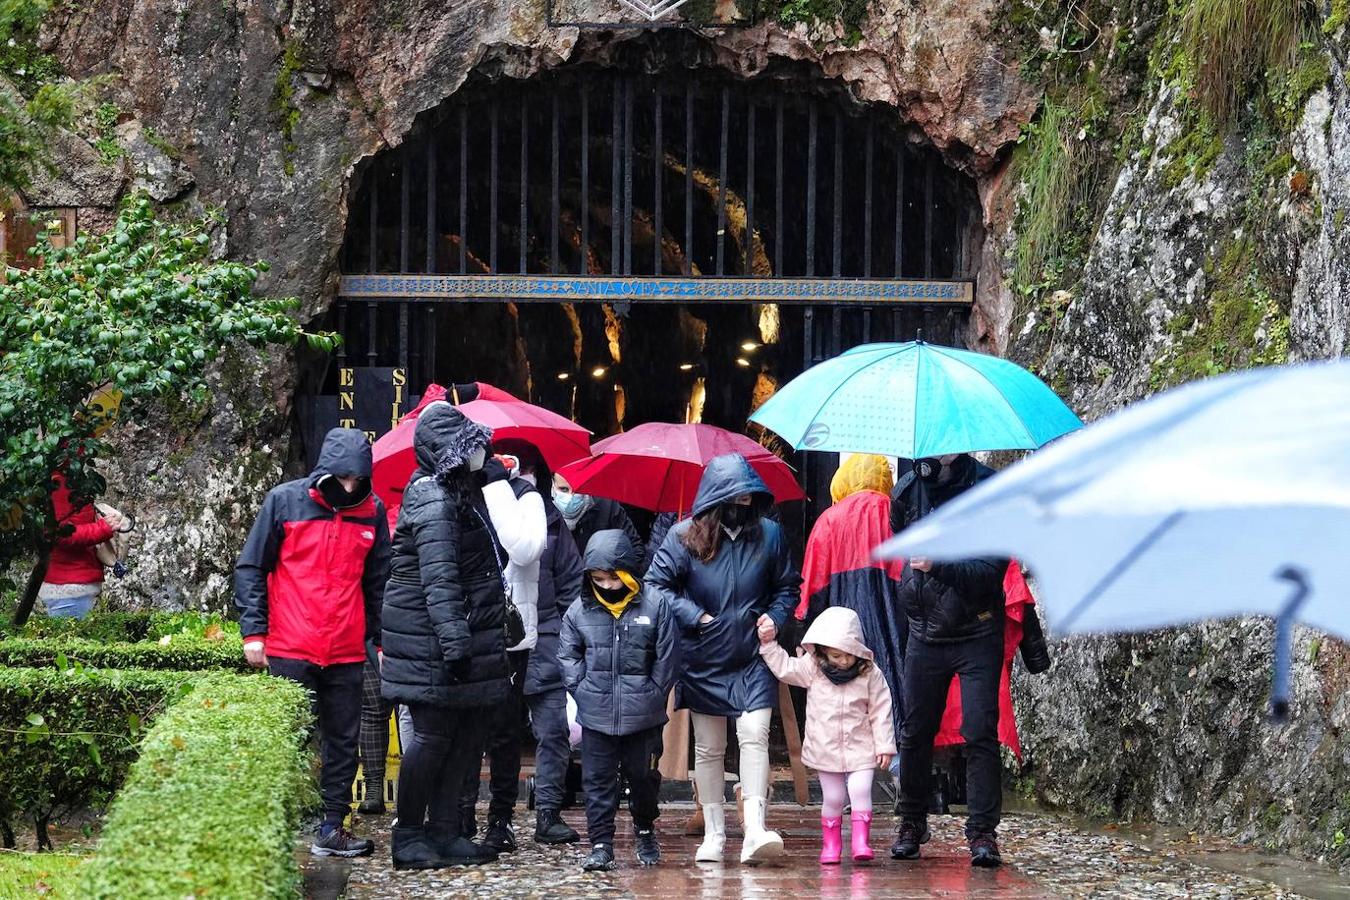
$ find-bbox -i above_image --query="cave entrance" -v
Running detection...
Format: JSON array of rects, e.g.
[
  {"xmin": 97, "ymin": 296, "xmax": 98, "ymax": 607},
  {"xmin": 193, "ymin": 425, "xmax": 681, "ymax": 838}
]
[{"xmin": 311, "ymin": 60, "xmax": 980, "ymax": 539}]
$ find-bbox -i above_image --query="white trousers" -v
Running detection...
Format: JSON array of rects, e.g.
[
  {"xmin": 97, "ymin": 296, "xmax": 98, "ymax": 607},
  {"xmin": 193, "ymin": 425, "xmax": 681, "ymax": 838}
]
[{"xmin": 691, "ymin": 707, "xmax": 773, "ymax": 804}]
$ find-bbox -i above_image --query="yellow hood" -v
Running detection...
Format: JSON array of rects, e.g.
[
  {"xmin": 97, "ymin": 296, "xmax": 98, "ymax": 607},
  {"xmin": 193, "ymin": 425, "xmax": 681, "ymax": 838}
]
[{"xmin": 830, "ymin": 454, "xmax": 894, "ymax": 503}]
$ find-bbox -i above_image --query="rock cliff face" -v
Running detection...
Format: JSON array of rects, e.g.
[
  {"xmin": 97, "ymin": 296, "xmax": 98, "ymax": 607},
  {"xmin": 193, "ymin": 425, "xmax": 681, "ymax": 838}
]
[{"xmin": 22, "ymin": 0, "xmax": 1350, "ymax": 867}]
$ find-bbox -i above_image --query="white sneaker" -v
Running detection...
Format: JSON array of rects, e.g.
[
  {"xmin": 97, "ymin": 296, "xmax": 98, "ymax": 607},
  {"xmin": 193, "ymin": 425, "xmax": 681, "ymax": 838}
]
[{"xmin": 695, "ymin": 804, "xmax": 726, "ymax": 863}]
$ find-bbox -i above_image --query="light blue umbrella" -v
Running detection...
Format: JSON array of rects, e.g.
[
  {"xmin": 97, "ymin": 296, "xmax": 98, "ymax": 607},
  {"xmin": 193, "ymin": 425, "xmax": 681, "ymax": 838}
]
[
  {"xmin": 749, "ymin": 341, "xmax": 1082, "ymax": 457},
  {"xmin": 876, "ymin": 360, "xmax": 1350, "ymax": 720}
]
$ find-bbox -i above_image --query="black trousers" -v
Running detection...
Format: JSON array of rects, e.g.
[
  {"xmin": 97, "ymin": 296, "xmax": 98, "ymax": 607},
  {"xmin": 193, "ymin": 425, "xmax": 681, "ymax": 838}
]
[
  {"xmin": 896, "ymin": 631, "xmax": 1004, "ymax": 837},
  {"xmin": 580, "ymin": 725, "xmax": 663, "ymax": 847},
  {"xmin": 358, "ymin": 660, "xmax": 392, "ymax": 792},
  {"xmin": 398, "ymin": 702, "xmax": 487, "ymax": 830},
  {"xmin": 459, "ymin": 651, "xmax": 528, "ymax": 826},
  {"xmin": 268, "ymin": 657, "xmax": 363, "ymax": 827}
]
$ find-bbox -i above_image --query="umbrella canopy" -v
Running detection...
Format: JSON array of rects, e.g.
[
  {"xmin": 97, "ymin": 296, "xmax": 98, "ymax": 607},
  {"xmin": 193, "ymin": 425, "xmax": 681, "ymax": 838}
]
[
  {"xmin": 372, "ymin": 382, "xmax": 591, "ymax": 511},
  {"xmin": 877, "ymin": 360, "xmax": 1350, "ymax": 718},
  {"xmin": 555, "ymin": 422, "xmax": 804, "ymax": 514},
  {"xmin": 749, "ymin": 341, "xmax": 1082, "ymax": 457}
]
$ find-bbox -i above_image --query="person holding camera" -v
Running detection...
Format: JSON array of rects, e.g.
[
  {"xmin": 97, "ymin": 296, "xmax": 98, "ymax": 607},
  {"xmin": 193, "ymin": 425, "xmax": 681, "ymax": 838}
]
[{"xmin": 888, "ymin": 453, "xmax": 1010, "ymax": 868}]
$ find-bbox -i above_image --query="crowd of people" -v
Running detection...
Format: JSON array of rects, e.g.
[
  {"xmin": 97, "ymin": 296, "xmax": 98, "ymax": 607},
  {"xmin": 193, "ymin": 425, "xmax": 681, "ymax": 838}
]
[{"xmin": 226, "ymin": 385, "xmax": 1043, "ymax": 873}]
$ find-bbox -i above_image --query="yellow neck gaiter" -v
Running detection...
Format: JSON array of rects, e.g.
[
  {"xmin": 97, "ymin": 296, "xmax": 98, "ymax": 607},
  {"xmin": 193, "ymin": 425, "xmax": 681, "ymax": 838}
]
[{"xmin": 593, "ymin": 570, "xmax": 641, "ymax": 619}]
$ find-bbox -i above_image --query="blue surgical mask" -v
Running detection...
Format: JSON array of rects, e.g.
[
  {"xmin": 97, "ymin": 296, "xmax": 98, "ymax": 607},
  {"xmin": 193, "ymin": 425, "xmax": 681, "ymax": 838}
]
[{"xmin": 553, "ymin": 489, "xmax": 586, "ymax": 518}]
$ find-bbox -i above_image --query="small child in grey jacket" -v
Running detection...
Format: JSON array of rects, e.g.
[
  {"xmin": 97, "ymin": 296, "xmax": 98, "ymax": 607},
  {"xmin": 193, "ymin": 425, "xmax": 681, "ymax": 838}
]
[{"xmin": 559, "ymin": 529, "xmax": 678, "ymax": 872}]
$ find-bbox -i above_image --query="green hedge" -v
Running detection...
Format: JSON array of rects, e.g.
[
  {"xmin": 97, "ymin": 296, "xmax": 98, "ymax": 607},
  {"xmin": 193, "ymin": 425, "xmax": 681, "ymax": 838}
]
[
  {"xmin": 0, "ymin": 636, "xmax": 249, "ymax": 672},
  {"xmin": 83, "ymin": 673, "xmax": 315, "ymax": 900},
  {"xmin": 0, "ymin": 610, "xmax": 241, "ymax": 643},
  {"xmin": 0, "ymin": 667, "xmax": 191, "ymax": 848}
]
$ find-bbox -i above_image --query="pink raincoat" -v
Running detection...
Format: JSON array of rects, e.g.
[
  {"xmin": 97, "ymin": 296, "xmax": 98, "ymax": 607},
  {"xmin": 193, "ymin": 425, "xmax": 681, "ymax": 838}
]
[{"xmin": 759, "ymin": 607, "xmax": 896, "ymax": 773}]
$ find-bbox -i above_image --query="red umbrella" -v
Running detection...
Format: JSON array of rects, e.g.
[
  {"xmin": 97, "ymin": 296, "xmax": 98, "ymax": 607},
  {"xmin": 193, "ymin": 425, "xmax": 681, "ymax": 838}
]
[
  {"xmin": 555, "ymin": 422, "xmax": 804, "ymax": 514},
  {"xmin": 372, "ymin": 383, "xmax": 592, "ymax": 515}
]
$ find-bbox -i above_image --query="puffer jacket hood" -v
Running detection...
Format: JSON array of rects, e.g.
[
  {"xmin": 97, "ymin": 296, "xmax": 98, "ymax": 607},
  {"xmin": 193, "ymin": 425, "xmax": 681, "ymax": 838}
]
[
  {"xmin": 800, "ymin": 606, "xmax": 874, "ymax": 662},
  {"xmin": 691, "ymin": 453, "xmax": 772, "ymax": 517},
  {"xmin": 829, "ymin": 454, "xmax": 893, "ymax": 503},
  {"xmin": 582, "ymin": 528, "xmax": 643, "ymax": 575},
  {"xmin": 412, "ymin": 401, "xmax": 493, "ymax": 478},
  {"xmin": 312, "ymin": 428, "xmax": 373, "ymax": 481}
]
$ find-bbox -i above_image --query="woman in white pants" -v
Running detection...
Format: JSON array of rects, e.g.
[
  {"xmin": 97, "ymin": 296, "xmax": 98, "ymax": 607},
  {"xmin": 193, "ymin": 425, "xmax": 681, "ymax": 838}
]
[{"xmin": 645, "ymin": 454, "xmax": 801, "ymax": 864}]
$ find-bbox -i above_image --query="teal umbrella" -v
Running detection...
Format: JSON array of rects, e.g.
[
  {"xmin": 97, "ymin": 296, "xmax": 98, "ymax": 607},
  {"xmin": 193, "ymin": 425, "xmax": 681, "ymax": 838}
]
[{"xmin": 750, "ymin": 341, "xmax": 1081, "ymax": 457}]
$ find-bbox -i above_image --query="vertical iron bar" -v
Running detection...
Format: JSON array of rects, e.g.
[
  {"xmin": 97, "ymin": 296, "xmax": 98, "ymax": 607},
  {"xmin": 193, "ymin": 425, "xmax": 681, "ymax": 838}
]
[
  {"xmin": 425, "ymin": 305, "xmax": 437, "ymax": 383},
  {"xmin": 924, "ymin": 153, "xmax": 934, "ymax": 278},
  {"xmin": 684, "ymin": 82, "xmax": 693, "ymax": 276},
  {"xmin": 490, "ymin": 104, "xmax": 499, "ymax": 272},
  {"xmin": 367, "ymin": 162, "xmax": 378, "ymax": 272},
  {"xmin": 398, "ymin": 300, "xmax": 409, "ymax": 368},
  {"xmin": 458, "ymin": 106, "xmax": 467, "ymax": 275},
  {"xmin": 715, "ymin": 85, "xmax": 728, "ymax": 276},
  {"xmin": 623, "ymin": 78, "xmax": 634, "ymax": 275},
  {"xmin": 611, "ymin": 79, "xmax": 621, "ymax": 274},
  {"xmin": 551, "ymin": 93, "xmax": 560, "ymax": 273},
  {"xmin": 337, "ymin": 302, "xmax": 348, "ymax": 368},
  {"xmin": 832, "ymin": 115, "xmax": 843, "ymax": 277},
  {"xmin": 425, "ymin": 134, "xmax": 436, "ymax": 273},
  {"xmin": 774, "ymin": 97, "xmax": 783, "ymax": 275},
  {"xmin": 803, "ymin": 307, "xmax": 814, "ymax": 370},
  {"xmin": 862, "ymin": 307, "xmax": 872, "ymax": 344},
  {"xmin": 806, "ymin": 101, "xmax": 817, "ymax": 277},
  {"xmin": 654, "ymin": 90, "xmax": 663, "ymax": 275},
  {"xmin": 520, "ymin": 97, "xmax": 530, "ymax": 273},
  {"xmin": 581, "ymin": 85, "xmax": 590, "ymax": 275},
  {"xmin": 863, "ymin": 119, "xmax": 874, "ymax": 278},
  {"xmin": 399, "ymin": 149, "xmax": 410, "ymax": 272},
  {"xmin": 894, "ymin": 147, "xmax": 904, "ymax": 277},
  {"xmin": 745, "ymin": 103, "xmax": 755, "ymax": 275},
  {"xmin": 366, "ymin": 301, "xmax": 377, "ymax": 366}
]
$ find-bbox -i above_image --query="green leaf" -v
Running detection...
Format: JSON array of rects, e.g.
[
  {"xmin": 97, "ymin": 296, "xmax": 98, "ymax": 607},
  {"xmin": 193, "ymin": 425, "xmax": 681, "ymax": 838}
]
[{"xmin": 25, "ymin": 712, "xmax": 44, "ymax": 726}]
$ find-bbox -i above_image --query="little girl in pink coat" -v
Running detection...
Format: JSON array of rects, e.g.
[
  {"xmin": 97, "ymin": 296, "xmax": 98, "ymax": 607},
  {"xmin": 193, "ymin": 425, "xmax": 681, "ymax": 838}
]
[{"xmin": 758, "ymin": 606, "xmax": 896, "ymax": 864}]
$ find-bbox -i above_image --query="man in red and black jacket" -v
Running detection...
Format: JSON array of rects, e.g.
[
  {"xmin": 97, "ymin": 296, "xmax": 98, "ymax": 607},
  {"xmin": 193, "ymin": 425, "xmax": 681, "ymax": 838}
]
[{"xmin": 235, "ymin": 427, "xmax": 391, "ymax": 858}]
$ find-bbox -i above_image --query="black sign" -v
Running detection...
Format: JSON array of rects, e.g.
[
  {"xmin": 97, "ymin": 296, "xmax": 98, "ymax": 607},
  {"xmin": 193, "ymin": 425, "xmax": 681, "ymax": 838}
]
[{"xmin": 298, "ymin": 368, "xmax": 419, "ymax": 469}]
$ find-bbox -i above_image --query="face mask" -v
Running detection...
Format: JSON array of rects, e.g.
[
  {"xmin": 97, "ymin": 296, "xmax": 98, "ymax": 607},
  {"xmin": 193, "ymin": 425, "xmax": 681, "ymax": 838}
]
[
  {"xmin": 553, "ymin": 490, "xmax": 586, "ymax": 518},
  {"xmin": 467, "ymin": 447, "xmax": 486, "ymax": 472},
  {"xmin": 721, "ymin": 503, "xmax": 754, "ymax": 530},
  {"xmin": 592, "ymin": 580, "xmax": 630, "ymax": 605},
  {"xmin": 318, "ymin": 475, "xmax": 369, "ymax": 509}
]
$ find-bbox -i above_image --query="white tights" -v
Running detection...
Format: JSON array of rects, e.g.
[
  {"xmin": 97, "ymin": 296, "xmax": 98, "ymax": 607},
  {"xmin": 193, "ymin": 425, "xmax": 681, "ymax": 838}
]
[
  {"xmin": 691, "ymin": 708, "xmax": 773, "ymax": 803},
  {"xmin": 818, "ymin": 769, "xmax": 874, "ymax": 818}
]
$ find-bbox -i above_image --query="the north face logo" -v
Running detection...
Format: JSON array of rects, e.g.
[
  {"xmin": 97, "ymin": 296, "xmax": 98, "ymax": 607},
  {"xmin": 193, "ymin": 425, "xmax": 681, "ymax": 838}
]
[{"xmin": 361, "ymin": 530, "xmax": 375, "ymax": 541}]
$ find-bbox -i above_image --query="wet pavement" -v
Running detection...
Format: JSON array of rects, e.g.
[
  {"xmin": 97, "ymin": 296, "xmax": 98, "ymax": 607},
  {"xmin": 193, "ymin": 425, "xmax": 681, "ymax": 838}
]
[{"xmin": 311, "ymin": 804, "xmax": 1350, "ymax": 899}]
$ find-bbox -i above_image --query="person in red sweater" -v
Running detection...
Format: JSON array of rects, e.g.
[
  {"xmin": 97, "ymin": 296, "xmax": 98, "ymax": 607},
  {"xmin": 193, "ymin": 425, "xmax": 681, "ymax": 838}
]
[
  {"xmin": 39, "ymin": 472, "xmax": 125, "ymax": 618},
  {"xmin": 235, "ymin": 428, "xmax": 391, "ymax": 858}
]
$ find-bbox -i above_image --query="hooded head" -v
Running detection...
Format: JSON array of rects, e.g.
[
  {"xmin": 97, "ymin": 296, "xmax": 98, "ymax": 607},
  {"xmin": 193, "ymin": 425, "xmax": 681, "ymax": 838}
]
[
  {"xmin": 412, "ymin": 401, "xmax": 494, "ymax": 480},
  {"xmin": 800, "ymin": 607, "xmax": 874, "ymax": 662},
  {"xmin": 830, "ymin": 454, "xmax": 894, "ymax": 503},
  {"xmin": 312, "ymin": 428, "xmax": 373, "ymax": 509},
  {"xmin": 582, "ymin": 529, "xmax": 643, "ymax": 617},
  {"xmin": 691, "ymin": 453, "xmax": 773, "ymax": 518}
]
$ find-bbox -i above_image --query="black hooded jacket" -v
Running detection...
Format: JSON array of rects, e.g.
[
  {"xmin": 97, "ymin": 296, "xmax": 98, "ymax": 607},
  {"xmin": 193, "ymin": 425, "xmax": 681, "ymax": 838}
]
[
  {"xmin": 891, "ymin": 454, "xmax": 1008, "ymax": 643},
  {"xmin": 379, "ymin": 403, "xmax": 511, "ymax": 708},
  {"xmin": 558, "ymin": 529, "xmax": 678, "ymax": 736}
]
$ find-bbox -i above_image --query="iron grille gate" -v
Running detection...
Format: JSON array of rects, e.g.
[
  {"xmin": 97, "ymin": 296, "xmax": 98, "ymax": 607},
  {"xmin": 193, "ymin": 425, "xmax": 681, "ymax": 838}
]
[{"xmin": 314, "ymin": 64, "xmax": 979, "ymax": 538}]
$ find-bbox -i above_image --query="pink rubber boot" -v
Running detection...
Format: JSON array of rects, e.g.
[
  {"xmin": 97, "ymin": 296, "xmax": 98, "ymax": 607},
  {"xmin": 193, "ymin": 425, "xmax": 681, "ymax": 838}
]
[
  {"xmin": 850, "ymin": 811, "xmax": 874, "ymax": 862},
  {"xmin": 820, "ymin": 816, "xmax": 843, "ymax": 864}
]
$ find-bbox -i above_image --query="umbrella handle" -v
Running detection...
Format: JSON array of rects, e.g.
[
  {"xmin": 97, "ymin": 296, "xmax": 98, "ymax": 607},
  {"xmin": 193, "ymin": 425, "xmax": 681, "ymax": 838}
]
[{"xmin": 1270, "ymin": 566, "xmax": 1310, "ymax": 723}]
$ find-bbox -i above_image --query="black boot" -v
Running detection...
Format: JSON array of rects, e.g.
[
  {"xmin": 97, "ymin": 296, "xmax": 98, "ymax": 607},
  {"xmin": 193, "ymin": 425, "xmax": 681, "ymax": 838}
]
[
  {"xmin": 534, "ymin": 809, "xmax": 580, "ymax": 844},
  {"xmin": 391, "ymin": 826, "xmax": 450, "ymax": 870},
  {"xmin": 890, "ymin": 820, "xmax": 930, "ymax": 860},
  {"xmin": 969, "ymin": 832, "xmax": 1002, "ymax": 868},
  {"xmin": 358, "ymin": 782, "xmax": 385, "ymax": 815},
  {"xmin": 482, "ymin": 816, "xmax": 518, "ymax": 853},
  {"xmin": 425, "ymin": 822, "xmax": 500, "ymax": 866},
  {"xmin": 634, "ymin": 824, "xmax": 660, "ymax": 866},
  {"xmin": 582, "ymin": 843, "xmax": 617, "ymax": 872}
]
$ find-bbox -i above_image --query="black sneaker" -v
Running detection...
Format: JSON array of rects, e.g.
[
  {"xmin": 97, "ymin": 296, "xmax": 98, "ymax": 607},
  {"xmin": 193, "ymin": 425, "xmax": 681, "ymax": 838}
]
[
  {"xmin": 890, "ymin": 820, "xmax": 928, "ymax": 860},
  {"xmin": 969, "ymin": 832, "xmax": 1002, "ymax": 868},
  {"xmin": 535, "ymin": 809, "xmax": 580, "ymax": 844},
  {"xmin": 582, "ymin": 843, "xmax": 618, "ymax": 872},
  {"xmin": 635, "ymin": 826, "xmax": 660, "ymax": 866},
  {"xmin": 311, "ymin": 824, "xmax": 375, "ymax": 858},
  {"xmin": 482, "ymin": 816, "xmax": 517, "ymax": 853}
]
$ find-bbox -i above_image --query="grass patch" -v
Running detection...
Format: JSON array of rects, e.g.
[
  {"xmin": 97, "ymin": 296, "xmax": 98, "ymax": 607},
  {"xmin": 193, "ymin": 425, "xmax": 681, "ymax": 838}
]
[
  {"xmin": 82, "ymin": 673, "xmax": 315, "ymax": 900},
  {"xmin": 0, "ymin": 850, "xmax": 87, "ymax": 897},
  {"xmin": 1013, "ymin": 100, "xmax": 1087, "ymax": 293}
]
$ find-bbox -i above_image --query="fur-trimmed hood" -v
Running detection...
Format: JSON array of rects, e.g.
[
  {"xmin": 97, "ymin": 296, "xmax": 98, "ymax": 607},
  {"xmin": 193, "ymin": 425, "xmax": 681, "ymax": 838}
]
[{"xmin": 412, "ymin": 401, "xmax": 493, "ymax": 479}]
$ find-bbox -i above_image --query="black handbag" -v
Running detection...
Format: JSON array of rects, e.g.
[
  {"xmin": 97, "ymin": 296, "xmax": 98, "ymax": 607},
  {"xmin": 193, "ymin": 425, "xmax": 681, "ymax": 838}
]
[{"xmin": 475, "ymin": 507, "xmax": 526, "ymax": 649}]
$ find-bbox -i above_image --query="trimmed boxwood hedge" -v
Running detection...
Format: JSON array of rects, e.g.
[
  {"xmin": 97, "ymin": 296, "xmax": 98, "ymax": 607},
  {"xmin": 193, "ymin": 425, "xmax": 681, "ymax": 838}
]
[
  {"xmin": 82, "ymin": 673, "xmax": 315, "ymax": 899},
  {"xmin": 0, "ymin": 667, "xmax": 192, "ymax": 848},
  {"xmin": 0, "ymin": 610, "xmax": 241, "ymax": 643},
  {"xmin": 0, "ymin": 636, "xmax": 249, "ymax": 672}
]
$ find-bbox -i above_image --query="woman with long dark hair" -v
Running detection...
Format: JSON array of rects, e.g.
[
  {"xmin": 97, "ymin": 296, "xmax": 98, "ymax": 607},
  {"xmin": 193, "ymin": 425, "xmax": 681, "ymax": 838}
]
[
  {"xmin": 645, "ymin": 453, "xmax": 801, "ymax": 865},
  {"xmin": 380, "ymin": 401, "xmax": 512, "ymax": 870}
]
